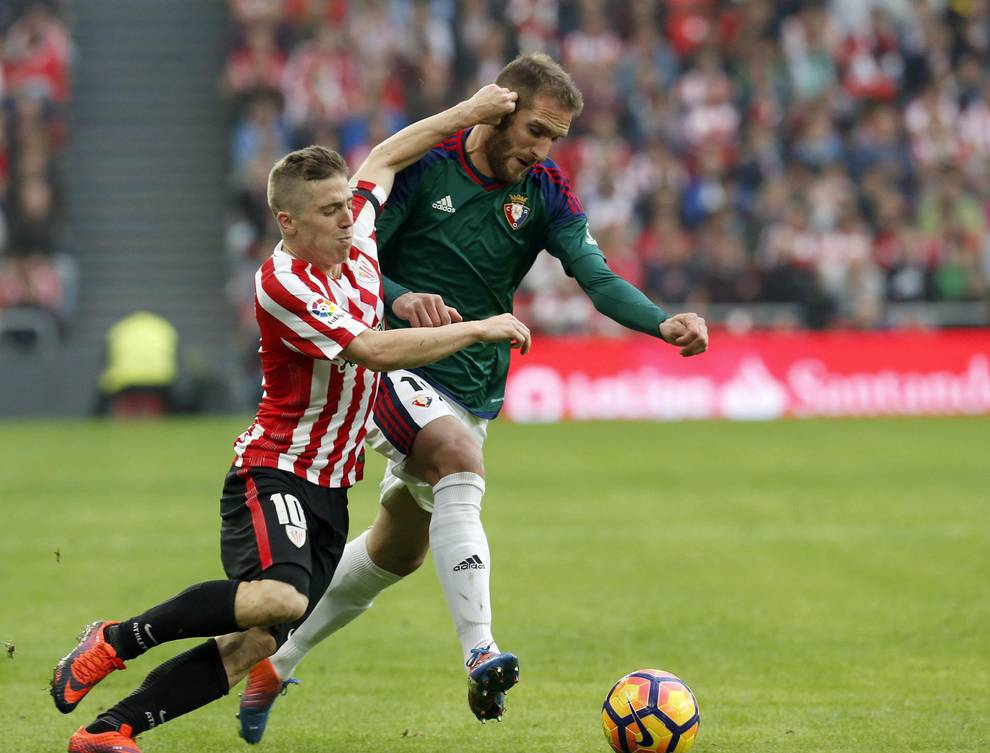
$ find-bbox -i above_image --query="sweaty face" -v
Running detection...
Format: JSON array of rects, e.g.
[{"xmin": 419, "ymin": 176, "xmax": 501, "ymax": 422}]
[
  {"xmin": 483, "ymin": 95, "xmax": 573, "ymax": 183},
  {"xmin": 280, "ymin": 174, "xmax": 354, "ymax": 270}
]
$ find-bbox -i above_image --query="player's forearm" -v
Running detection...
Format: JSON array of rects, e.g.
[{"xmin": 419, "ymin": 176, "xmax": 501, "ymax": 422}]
[
  {"xmin": 343, "ymin": 323, "xmax": 483, "ymax": 372},
  {"xmin": 570, "ymin": 253, "xmax": 668, "ymax": 337},
  {"xmin": 352, "ymin": 106, "xmax": 472, "ymax": 194},
  {"xmin": 354, "ymin": 86, "xmax": 513, "ymax": 191},
  {"xmin": 368, "ymin": 103, "xmax": 474, "ymax": 176}
]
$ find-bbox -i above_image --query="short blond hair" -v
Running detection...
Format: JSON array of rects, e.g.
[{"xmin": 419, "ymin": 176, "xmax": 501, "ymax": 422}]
[
  {"xmin": 267, "ymin": 145, "xmax": 349, "ymax": 216},
  {"xmin": 495, "ymin": 53, "xmax": 584, "ymax": 116}
]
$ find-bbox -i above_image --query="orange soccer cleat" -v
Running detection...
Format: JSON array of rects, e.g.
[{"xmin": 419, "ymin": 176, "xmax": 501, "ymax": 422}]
[
  {"xmin": 51, "ymin": 621, "xmax": 126, "ymax": 714},
  {"xmin": 238, "ymin": 658, "xmax": 300, "ymax": 744},
  {"xmin": 67, "ymin": 724, "xmax": 142, "ymax": 753}
]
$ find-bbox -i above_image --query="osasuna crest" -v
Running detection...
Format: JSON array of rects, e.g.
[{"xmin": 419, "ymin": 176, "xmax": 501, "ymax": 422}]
[
  {"xmin": 411, "ymin": 393, "xmax": 433, "ymax": 408},
  {"xmin": 503, "ymin": 193, "xmax": 530, "ymax": 230}
]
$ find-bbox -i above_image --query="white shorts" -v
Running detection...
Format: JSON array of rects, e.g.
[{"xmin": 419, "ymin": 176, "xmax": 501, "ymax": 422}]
[{"xmin": 365, "ymin": 370, "xmax": 488, "ymax": 513}]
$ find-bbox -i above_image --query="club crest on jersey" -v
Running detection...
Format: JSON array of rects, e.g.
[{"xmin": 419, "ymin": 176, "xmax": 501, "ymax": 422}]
[
  {"xmin": 503, "ymin": 193, "xmax": 530, "ymax": 230},
  {"xmin": 411, "ymin": 393, "xmax": 433, "ymax": 408},
  {"xmin": 351, "ymin": 255, "xmax": 378, "ymax": 284},
  {"xmin": 309, "ymin": 296, "xmax": 346, "ymax": 326},
  {"xmin": 285, "ymin": 524, "xmax": 306, "ymax": 548}
]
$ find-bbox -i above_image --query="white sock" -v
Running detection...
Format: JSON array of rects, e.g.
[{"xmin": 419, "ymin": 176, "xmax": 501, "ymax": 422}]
[
  {"xmin": 270, "ymin": 529, "xmax": 401, "ymax": 679},
  {"xmin": 429, "ymin": 472, "xmax": 499, "ymax": 665}
]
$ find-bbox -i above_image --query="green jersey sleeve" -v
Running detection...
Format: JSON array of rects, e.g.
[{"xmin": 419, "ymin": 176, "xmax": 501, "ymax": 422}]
[
  {"xmin": 547, "ymin": 217, "xmax": 668, "ymax": 338},
  {"xmin": 382, "ymin": 275, "xmax": 411, "ymax": 306},
  {"xmin": 570, "ymin": 251, "xmax": 668, "ymax": 337}
]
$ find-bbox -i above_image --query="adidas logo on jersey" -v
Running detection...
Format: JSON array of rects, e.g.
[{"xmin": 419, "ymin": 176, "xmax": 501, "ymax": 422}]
[
  {"xmin": 453, "ymin": 554, "xmax": 485, "ymax": 571},
  {"xmin": 432, "ymin": 195, "xmax": 456, "ymax": 213}
]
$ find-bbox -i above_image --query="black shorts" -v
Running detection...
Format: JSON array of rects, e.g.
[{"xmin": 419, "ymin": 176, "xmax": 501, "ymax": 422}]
[{"xmin": 219, "ymin": 465, "xmax": 349, "ymax": 643}]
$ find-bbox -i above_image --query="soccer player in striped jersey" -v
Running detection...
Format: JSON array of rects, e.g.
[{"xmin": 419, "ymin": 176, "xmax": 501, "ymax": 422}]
[
  {"xmin": 50, "ymin": 86, "xmax": 528, "ymax": 753},
  {"xmin": 241, "ymin": 53, "xmax": 709, "ymax": 739}
]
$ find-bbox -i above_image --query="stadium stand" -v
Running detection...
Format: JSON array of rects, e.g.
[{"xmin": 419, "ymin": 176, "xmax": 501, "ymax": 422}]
[
  {"xmin": 223, "ymin": 0, "xmax": 989, "ymax": 350},
  {"xmin": 0, "ymin": 0, "xmax": 75, "ymax": 352}
]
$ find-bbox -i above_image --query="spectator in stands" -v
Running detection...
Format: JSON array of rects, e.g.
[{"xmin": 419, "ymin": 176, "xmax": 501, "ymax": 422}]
[
  {"xmin": 791, "ymin": 103, "xmax": 844, "ymax": 170},
  {"xmin": 2, "ymin": 1, "xmax": 71, "ymax": 104},
  {"xmin": 781, "ymin": 3, "xmax": 839, "ymax": 103},
  {"xmin": 696, "ymin": 212, "xmax": 761, "ymax": 305},
  {"xmin": 838, "ymin": 6, "xmax": 904, "ymax": 103},
  {"xmin": 225, "ymin": 22, "xmax": 286, "ymax": 98},
  {"xmin": 0, "ymin": 1, "xmax": 71, "ymax": 339},
  {"xmin": 848, "ymin": 103, "xmax": 913, "ymax": 185},
  {"xmin": 641, "ymin": 208, "xmax": 701, "ymax": 306},
  {"xmin": 7, "ymin": 174, "xmax": 53, "ymax": 256},
  {"xmin": 281, "ymin": 17, "xmax": 364, "ymax": 140},
  {"xmin": 677, "ymin": 44, "xmax": 739, "ymax": 153},
  {"xmin": 230, "ymin": 88, "xmax": 292, "ymax": 183},
  {"xmin": 905, "ymin": 81, "xmax": 961, "ymax": 169},
  {"xmin": 681, "ymin": 145, "xmax": 732, "ymax": 229},
  {"xmin": 562, "ymin": 0, "xmax": 624, "ymax": 118},
  {"xmin": 0, "ymin": 253, "xmax": 62, "ymax": 315}
]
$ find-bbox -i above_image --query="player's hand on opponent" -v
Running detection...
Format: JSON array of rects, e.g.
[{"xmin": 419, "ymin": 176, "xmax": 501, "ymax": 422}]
[
  {"xmin": 659, "ymin": 313, "xmax": 708, "ymax": 357},
  {"xmin": 477, "ymin": 313, "xmax": 532, "ymax": 355},
  {"xmin": 463, "ymin": 84, "xmax": 518, "ymax": 126},
  {"xmin": 393, "ymin": 292, "xmax": 463, "ymax": 327}
]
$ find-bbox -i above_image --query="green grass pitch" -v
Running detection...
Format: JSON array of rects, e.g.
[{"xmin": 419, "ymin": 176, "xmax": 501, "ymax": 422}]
[{"xmin": 1, "ymin": 417, "xmax": 988, "ymax": 752}]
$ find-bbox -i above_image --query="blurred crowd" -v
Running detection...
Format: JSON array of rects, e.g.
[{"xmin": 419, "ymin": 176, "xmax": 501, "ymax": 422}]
[
  {"xmin": 0, "ymin": 0, "xmax": 73, "ymax": 340},
  {"xmin": 224, "ymin": 0, "xmax": 990, "ymax": 335}
]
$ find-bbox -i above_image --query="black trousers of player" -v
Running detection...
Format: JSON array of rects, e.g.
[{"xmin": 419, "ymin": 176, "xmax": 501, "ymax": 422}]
[{"xmin": 91, "ymin": 465, "xmax": 348, "ymax": 737}]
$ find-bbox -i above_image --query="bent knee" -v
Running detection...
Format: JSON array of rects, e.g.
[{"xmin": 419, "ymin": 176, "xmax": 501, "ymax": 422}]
[
  {"xmin": 441, "ymin": 435, "xmax": 483, "ymax": 474},
  {"xmin": 269, "ymin": 583, "xmax": 308, "ymax": 623},
  {"xmin": 413, "ymin": 424, "xmax": 484, "ymax": 482},
  {"xmin": 237, "ymin": 579, "xmax": 308, "ymax": 627}
]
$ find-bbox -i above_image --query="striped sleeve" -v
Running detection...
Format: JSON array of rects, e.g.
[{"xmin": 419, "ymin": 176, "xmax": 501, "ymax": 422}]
[
  {"xmin": 350, "ymin": 180, "xmax": 388, "ymax": 243},
  {"xmin": 532, "ymin": 161, "xmax": 585, "ymax": 228},
  {"xmin": 537, "ymin": 160, "xmax": 603, "ymax": 272},
  {"xmin": 256, "ymin": 257, "xmax": 367, "ymax": 360}
]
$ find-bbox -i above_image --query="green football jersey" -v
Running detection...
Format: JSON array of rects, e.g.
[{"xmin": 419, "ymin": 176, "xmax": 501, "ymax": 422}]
[{"xmin": 377, "ymin": 128, "xmax": 664, "ymax": 417}]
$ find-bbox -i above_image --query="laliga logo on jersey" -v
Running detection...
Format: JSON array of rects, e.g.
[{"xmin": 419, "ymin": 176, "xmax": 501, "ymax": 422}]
[
  {"xmin": 503, "ymin": 193, "xmax": 530, "ymax": 230},
  {"xmin": 310, "ymin": 297, "xmax": 336, "ymax": 318},
  {"xmin": 309, "ymin": 296, "xmax": 346, "ymax": 326}
]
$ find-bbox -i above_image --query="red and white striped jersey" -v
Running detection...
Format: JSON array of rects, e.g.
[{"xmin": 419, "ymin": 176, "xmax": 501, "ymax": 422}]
[{"xmin": 233, "ymin": 181, "xmax": 387, "ymax": 488}]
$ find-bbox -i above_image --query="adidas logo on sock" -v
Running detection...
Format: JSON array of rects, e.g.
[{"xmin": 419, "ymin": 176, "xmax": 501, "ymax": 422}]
[
  {"xmin": 432, "ymin": 195, "xmax": 456, "ymax": 213},
  {"xmin": 453, "ymin": 554, "xmax": 485, "ymax": 571}
]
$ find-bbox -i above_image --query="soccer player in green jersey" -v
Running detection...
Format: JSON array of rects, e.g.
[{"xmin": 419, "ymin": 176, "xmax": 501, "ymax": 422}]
[{"xmin": 239, "ymin": 53, "xmax": 708, "ymax": 741}]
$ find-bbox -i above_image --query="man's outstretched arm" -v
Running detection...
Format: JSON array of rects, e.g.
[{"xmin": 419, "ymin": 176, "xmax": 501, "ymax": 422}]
[
  {"xmin": 568, "ymin": 252, "xmax": 709, "ymax": 357},
  {"xmin": 351, "ymin": 84, "xmax": 517, "ymax": 196},
  {"xmin": 342, "ymin": 314, "xmax": 531, "ymax": 372}
]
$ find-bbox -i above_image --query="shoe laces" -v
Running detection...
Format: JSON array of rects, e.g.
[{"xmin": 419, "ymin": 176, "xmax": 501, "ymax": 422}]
[
  {"xmin": 74, "ymin": 642, "xmax": 122, "ymax": 684},
  {"xmin": 466, "ymin": 645, "xmax": 496, "ymax": 670}
]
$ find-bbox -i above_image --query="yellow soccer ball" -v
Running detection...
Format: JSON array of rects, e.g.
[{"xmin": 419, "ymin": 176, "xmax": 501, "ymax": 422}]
[{"xmin": 601, "ymin": 669, "xmax": 700, "ymax": 753}]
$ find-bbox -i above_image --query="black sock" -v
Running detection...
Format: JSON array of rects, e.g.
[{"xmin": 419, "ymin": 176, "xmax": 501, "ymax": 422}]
[
  {"xmin": 106, "ymin": 580, "xmax": 240, "ymax": 660},
  {"xmin": 88, "ymin": 639, "xmax": 230, "ymax": 736},
  {"xmin": 85, "ymin": 718, "xmax": 118, "ymax": 734}
]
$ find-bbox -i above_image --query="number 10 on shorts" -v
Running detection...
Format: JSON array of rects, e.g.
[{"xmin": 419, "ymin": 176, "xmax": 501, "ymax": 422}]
[{"xmin": 271, "ymin": 492, "xmax": 307, "ymax": 548}]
